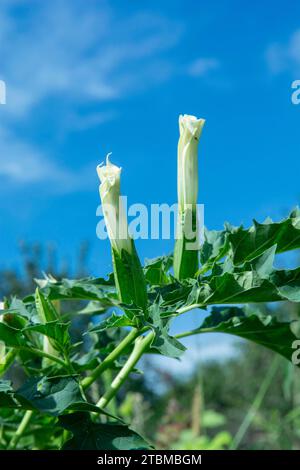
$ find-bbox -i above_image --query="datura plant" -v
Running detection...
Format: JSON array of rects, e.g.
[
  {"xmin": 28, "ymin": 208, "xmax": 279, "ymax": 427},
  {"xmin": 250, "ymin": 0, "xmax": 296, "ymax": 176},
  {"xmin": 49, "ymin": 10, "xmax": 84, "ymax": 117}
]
[{"xmin": 0, "ymin": 114, "xmax": 300, "ymax": 450}]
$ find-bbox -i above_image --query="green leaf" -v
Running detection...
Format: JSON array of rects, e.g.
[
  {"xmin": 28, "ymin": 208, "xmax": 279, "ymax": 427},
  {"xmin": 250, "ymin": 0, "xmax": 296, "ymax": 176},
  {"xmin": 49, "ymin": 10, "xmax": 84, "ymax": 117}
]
[
  {"xmin": 160, "ymin": 260, "xmax": 300, "ymax": 312},
  {"xmin": 4, "ymin": 297, "xmax": 33, "ymax": 320},
  {"xmin": 199, "ymin": 228, "xmax": 230, "ymax": 273},
  {"xmin": 16, "ymin": 376, "xmax": 85, "ymax": 416},
  {"xmin": 187, "ymin": 306, "xmax": 299, "ymax": 363},
  {"xmin": 229, "ymin": 208, "xmax": 300, "ymax": 265},
  {"xmin": 200, "ymin": 266, "xmax": 300, "ymax": 306},
  {"xmin": 35, "ymin": 289, "xmax": 59, "ymax": 323},
  {"xmin": 0, "ymin": 323, "xmax": 27, "ymax": 348},
  {"xmin": 88, "ymin": 313, "xmax": 136, "ymax": 333},
  {"xmin": 144, "ymin": 255, "xmax": 173, "ymax": 286},
  {"xmin": 147, "ymin": 303, "xmax": 186, "ymax": 358},
  {"xmin": 59, "ymin": 412, "xmax": 151, "ymax": 450},
  {"xmin": 0, "ymin": 378, "xmax": 116, "ymax": 418},
  {"xmin": 23, "ymin": 321, "xmax": 71, "ymax": 353},
  {"xmin": 70, "ymin": 351, "xmax": 100, "ymax": 372},
  {"xmin": 25, "ymin": 276, "xmax": 116, "ymax": 306},
  {"xmin": 0, "ymin": 380, "xmax": 19, "ymax": 408}
]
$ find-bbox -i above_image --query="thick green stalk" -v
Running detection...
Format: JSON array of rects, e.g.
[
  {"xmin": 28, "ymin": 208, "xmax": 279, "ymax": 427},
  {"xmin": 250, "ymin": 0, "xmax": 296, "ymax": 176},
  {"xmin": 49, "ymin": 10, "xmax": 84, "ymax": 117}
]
[
  {"xmin": 102, "ymin": 370, "xmax": 118, "ymax": 416},
  {"xmin": 96, "ymin": 332, "xmax": 154, "ymax": 409},
  {"xmin": 112, "ymin": 242, "xmax": 148, "ymax": 312},
  {"xmin": 82, "ymin": 328, "xmax": 140, "ymax": 390},
  {"xmin": 8, "ymin": 410, "xmax": 33, "ymax": 449},
  {"xmin": 174, "ymin": 208, "xmax": 199, "ymax": 280}
]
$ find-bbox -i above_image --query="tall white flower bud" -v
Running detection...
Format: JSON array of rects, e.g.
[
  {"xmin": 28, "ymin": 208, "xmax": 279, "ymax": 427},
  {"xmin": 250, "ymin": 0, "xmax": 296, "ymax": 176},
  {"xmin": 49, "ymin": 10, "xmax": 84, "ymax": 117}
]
[{"xmin": 174, "ymin": 114, "xmax": 205, "ymax": 280}]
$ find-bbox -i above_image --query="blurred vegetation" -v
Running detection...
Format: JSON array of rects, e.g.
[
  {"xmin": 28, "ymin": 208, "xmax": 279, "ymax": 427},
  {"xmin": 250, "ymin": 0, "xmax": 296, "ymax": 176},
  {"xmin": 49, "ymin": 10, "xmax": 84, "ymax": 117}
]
[{"xmin": 1, "ymin": 243, "xmax": 300, "ymax": 450}]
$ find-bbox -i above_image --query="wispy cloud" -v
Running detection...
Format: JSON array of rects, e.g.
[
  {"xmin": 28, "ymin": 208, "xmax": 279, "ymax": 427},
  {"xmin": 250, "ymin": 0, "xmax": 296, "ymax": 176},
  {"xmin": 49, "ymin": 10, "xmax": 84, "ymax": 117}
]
[
  {"xmin": 1, "ymin": 0, "xmax": 183, "ymax": 119},
  {"xmin": 0, "ymin": 0, "xmax": 184, "ymax": 189},
  {"xmin": 0, "ymin": 125, "xmax": 93, "ymax": 193},
  {"xmin": 187, "ymin": 57, "xmax": 220, "ymax": 77},
  {"xmin": 266, "ymin": 29, "xmax": 300, "ymax": 75}
]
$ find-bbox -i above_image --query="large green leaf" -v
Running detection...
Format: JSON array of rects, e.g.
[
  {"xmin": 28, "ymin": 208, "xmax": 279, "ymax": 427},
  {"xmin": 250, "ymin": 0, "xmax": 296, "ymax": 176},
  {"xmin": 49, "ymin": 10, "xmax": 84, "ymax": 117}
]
[
  {"xmin": 23, "ymin": 321, "xmax": 71, "ymax": 353},
  {"xmin": 0, "ymin": 323, "xmax": 28, "ymax": 348},
  {"xmin": 25, "ymin": 276, "xmax": 116, "ymax": 305},
  {"xmin": 0, "ymin": 377, "xmax": 114, "ymax": 417},
  {"xmin": 198, "ymin": 209, "xmax": 300, "ymax": 270},
  {"xmin": 88, "ymin": 313, "xmax": 136, "ymax": 333},
  {"xmin": 158, "ymin": 250, "xmax": 300, "ymax": 312},
  {"xmin": 147, "ymin": 303, "xmax": 186, "ymax": 358},
  {"xmin": 35, "ymin": 289, "xmax": 59, "ymax": 323},
  {"xmin": 229, "ymin": 208, "xmax": 300, "ymax": 264},
  {"xmin": 199, "ymin": 228, "xmax": 230, "ymax": 274},
  {"xmin": 199, "ymin": 266, "xmax": 300, "ymax": 306},
  {"xmin": 181, "ymin": 306, "xmax": 299, "ymax": 363},
  {"xmin": 143, "ymin": 255, "xmax": 173, "ymax": 286},
  {"xmin": 59, "ymin": 412, "xmax": 151, "ymax": 450},
  {"xmin": 0, "ymin": 380, "xmax": 19, "ymax": 408},
  {"xmin": 16, "ymin": 376, "xmax": 87, "ymax": 416}
]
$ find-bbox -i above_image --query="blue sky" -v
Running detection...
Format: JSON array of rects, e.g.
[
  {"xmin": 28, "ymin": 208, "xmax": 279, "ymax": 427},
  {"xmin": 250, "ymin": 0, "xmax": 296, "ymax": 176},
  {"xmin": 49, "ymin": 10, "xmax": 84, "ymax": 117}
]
[{"xmin": 0, "ymin": 0, "xmax": 300, "ymax": 279}]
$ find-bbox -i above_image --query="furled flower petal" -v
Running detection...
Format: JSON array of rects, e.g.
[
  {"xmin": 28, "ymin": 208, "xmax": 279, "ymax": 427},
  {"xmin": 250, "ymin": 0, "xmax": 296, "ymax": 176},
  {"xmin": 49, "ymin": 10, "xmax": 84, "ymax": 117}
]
[
  {"xmin": 97, "ymin": 154, "xmax": 132, "ymax": 254},
  {"xmin": 178, "ymin": 114, "xmax": 205, "ymax": 209}
]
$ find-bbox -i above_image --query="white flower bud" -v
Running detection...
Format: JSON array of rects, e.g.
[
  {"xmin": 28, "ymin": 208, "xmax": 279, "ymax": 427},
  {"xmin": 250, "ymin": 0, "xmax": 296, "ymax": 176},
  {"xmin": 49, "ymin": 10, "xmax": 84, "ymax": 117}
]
[
  {"xmin": 97, "ymin": 154, "xmax": 132, "ymax": 255},
  {"xmin": 178, "ymin": 114, "xmax": 205, "ymax": 211}
]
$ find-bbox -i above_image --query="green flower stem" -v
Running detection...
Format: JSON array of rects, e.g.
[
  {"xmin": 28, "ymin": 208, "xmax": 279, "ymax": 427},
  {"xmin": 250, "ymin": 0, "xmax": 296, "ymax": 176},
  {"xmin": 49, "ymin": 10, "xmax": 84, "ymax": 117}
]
[
  {"xmin": 81, "ymin": 328, "xmax": 140, "ymax": 390},
  {"xmin": 96, "ymin": 331, "xmax": 154, "ymax": 409},
  {"xmin": 102, "ymin": 370, "xmax": 118, "ymax": 416},
  {"xmin": 174, "ymin": 208, "xmax": 199, "ymax": 280},
  {"xmin": 8, "ymin": 410, "xmax": 33, "ymax": 449}
]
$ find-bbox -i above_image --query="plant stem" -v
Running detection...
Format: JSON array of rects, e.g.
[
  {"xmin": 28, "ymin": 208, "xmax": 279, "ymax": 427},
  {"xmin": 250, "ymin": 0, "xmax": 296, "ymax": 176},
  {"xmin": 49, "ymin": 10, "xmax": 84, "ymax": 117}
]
[
  {"xmin": 176, "ymin": 304, "xmax": 202, "ymax": 315},
  {"xmin": 96, "ymin": 331, "xmax": 154, "ymax": 409},
  {"xmin": 102, "ymin": 369, "xmax": 118, "ymax": 416},
  {"xmin": 175, "ymin": 327, "xmax": 213, "ymax": 340},
  {"xmin": 23, "ymin": 347, "xmax": 68, "ymax": 369},
  {"xmin": 230, "ymin": 356, "xmax": 280, "ymax": 450},
  {"xmin": 8, "ymin": 410, "xmax": 33, "ymax": 449},
  {"xmin": 81, "ymin": 328, "xmax": 140, "ymax": 390}
]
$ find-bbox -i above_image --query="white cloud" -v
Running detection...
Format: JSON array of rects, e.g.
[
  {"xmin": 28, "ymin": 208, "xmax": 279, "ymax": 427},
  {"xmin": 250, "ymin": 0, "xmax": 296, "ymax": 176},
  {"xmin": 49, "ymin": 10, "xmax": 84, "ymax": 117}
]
[
  {"xmin": 1, "ymin": 1, "xmax": 183, "ymax": 119},
  {"xmin": 63, "ymin": 110, "xmax": 117, "ymax": 132},
  {"xmin": 0, "ymin": 0, "xmax": 184, "ymax": 189},
  {"xmin": 266, "ymin": 29, "xmax": 300, "ymax": 75},
  {"xmin": 0, "ymin": 1, "xmax": 221, "ymax": 191},
  {"xmin": 188, "ymin": 57, "xmax": 220, "ymax": 77},
  {"xmin": 0, "ymin": 125, "xmax": 93, "ymax": 193}
]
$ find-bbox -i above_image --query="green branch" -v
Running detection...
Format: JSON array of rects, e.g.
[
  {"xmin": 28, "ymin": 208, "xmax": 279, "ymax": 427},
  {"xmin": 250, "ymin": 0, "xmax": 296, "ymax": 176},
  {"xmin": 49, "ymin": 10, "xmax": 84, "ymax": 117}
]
[
  {"xmin": 82, "ymin": 327, "xmax": 140, "ymax": 390},
  {"xmin": 8, "ymin": 410, "xmax": 34, "ymax": 449},
  {"xmin": 22, "ymin": 347, "xmax": 68, "ymax": 369},
  {"xmin": 96, "ymin": 331, "xmax": 154, "ymax": 409}
]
